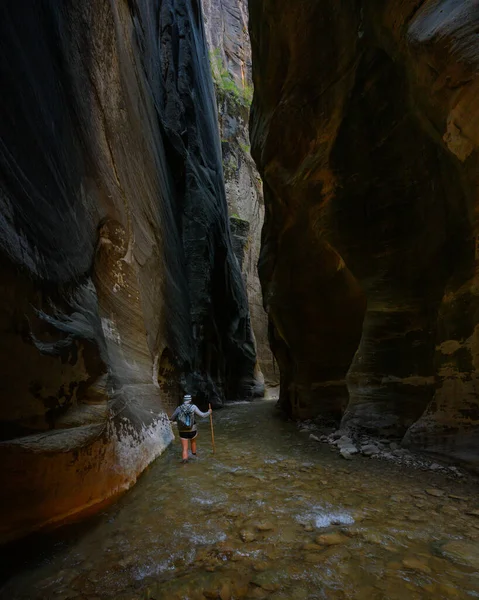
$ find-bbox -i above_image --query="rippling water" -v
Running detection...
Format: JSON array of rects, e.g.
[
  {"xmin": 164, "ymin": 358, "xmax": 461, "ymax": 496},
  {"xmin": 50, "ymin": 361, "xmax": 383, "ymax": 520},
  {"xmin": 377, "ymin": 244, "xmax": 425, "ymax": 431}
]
[{"xmin": 1, "ymin": 400, "xmax": 479, "ymax": 599}]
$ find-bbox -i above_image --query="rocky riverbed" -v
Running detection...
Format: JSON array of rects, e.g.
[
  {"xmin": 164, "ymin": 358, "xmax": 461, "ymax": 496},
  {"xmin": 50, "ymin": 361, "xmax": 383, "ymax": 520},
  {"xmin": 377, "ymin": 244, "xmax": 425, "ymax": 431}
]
[
  {"xmin": 301, "ymin": 422, "xmax": 468, "ymax": 478},
  {"xmin": 1, "ymin": 400, "xmax": 478, "ymax": 599}
]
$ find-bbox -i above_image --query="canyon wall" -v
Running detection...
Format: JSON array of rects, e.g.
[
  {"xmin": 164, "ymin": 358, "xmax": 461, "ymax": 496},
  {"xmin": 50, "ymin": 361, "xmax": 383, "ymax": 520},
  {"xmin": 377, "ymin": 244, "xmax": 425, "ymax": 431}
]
[
  {"xmin": 0, "ymin": 0, "xmax": 257, "ymax": 543},
  {"xmin": 249, "ymin": 0, "xmax": 479, "ymax": 466},
  {"xmin": 202, "ymin": 0, "xmax": 277, "ymax": 385}
]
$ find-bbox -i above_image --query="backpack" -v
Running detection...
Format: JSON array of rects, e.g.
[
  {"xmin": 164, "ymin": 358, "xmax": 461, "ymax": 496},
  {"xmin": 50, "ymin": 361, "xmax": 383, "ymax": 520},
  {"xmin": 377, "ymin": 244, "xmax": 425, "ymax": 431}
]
[{"xmin": 177, "ymin": 403, "xmax": 194, "ymax": 430}]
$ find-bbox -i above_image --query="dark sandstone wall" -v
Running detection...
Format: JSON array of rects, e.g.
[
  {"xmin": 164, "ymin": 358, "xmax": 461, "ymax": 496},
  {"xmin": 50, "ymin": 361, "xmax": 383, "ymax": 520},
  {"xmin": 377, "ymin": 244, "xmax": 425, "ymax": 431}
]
[
  {"xmin": 0, "ymin": 0, "xmax": 256, "ymax": 542},
  {"xmin": 249, "ymin": 0, "xmax": 479, "ymax": 467},
  {"xmin": 202, "ymin": 0, "xmax": 278, "ymax": 386}
]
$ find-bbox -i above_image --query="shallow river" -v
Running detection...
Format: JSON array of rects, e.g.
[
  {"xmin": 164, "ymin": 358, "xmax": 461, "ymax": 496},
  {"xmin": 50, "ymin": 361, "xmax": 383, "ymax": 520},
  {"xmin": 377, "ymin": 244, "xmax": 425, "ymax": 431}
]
[{"xmin": 1, "ymin": 400, "xmax": 479, "ymax": 599}]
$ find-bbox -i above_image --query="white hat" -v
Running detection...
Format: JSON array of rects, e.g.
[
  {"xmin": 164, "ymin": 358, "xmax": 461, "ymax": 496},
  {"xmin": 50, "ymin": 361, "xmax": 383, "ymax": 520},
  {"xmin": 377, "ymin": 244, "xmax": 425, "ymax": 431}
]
[{"xmin": 183, "ymin": 394, "xmax": 192, "ymax": 403}]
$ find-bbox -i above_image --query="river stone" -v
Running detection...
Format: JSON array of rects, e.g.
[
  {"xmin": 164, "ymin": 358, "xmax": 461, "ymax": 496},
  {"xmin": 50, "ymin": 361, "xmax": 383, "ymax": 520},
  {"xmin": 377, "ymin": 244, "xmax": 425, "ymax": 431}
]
[
  {"xmin": 337, "ymin": 435, "xmax": 355, "ymax": 449},
  {"xmin": 239, "ymin": 530, "xmax": 256, "ymax": 543},
  {"xmin": 439, "ymin": 541, "xmax": 479, "ymax": 568},
  {"xmin": 304, "ymin": 553, "xmax": 326, "ymax": 564},
  {"xmin": 256, "ymin": 522, "xmax": 275, "ymax": 531},
  {"xmin": 402, "ymin": 558, "xmax": 432, "ymax": 574},
  {"xmin": 248, "ymin": 586, "xmax": 270, "ymax": 599},
  {"xmin": 251, "ymin": 572, "xmax": 281, "ymax": 592},
  {"xmin": 219, "ymin": 582, "xmax": 232, "ymax": 600},
  {"xmin": 448, "ymin": 495, "xmax": 469, "ymax": 502},
  {"xmin": 316, "ymin": 532, "xmax": 347, "ymax": 546},
  {"xmin": 425, "ymin": 488, "xmax": 445, "ymax": 497},
  {"xmin": 303, "ymin": 543, "xmax": 323, "ymax": 552},
  {"xmin": 340, "ymin": 449, "xmax": 353, "ymax": 460},
  {"xmin": 361, "ymin": 444, "xmax": 380, "ymax": 456}
]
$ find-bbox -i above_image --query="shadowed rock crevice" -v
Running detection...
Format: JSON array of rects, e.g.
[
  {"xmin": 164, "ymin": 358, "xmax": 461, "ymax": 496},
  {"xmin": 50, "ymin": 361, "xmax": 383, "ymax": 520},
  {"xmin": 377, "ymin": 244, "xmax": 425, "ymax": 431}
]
[
  {"xmin": 249, "ymin": 0, "xmax": 479, "ymax": 466},
  {"xmin": 202, "ymin": 0, "xmax": 277, "ymax": 387}
]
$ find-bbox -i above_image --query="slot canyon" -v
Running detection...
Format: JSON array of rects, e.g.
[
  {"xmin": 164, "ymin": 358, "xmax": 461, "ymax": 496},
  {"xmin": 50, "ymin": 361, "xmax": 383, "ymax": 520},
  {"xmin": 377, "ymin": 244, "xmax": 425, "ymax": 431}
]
[{"xmin": 0, "ymin": 1, "xmax": 479, "ymax": 599}]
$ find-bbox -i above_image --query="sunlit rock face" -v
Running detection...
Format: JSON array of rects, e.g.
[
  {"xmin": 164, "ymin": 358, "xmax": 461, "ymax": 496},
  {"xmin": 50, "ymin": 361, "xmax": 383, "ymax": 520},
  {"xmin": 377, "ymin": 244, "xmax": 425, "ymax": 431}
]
[
  {"xmin": 203, "ymin": 0, "xmax": 278, "ymax": 386},
  {"xmin": 0, "ymin": 0, "xmax": 257, "ymax": 542},
  {"xmin": 249, "ymin": 0, "xmax": 479, "ymax": 466}
]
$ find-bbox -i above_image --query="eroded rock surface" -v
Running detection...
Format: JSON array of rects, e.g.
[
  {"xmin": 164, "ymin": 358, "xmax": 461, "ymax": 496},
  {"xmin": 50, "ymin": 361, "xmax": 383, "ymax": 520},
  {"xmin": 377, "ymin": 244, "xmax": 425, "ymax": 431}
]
[
  {"xmin": 249, "ymin": 0, "xmax": 479, "ymax": 466},
  {"xmin": 203, "ymin": 0, "xmax": 277, "ymax": 385},
  {"xmin": 0, "ymin": 0, "xmax": 257, "ymax": 542}
]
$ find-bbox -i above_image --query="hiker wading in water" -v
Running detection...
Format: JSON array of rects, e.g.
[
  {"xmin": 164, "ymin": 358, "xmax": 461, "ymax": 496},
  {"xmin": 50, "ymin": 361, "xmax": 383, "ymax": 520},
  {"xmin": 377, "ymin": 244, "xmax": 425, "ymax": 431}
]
[{"xmin": 170, "ymin": 394, "xmax": 212, "ymax": 463}]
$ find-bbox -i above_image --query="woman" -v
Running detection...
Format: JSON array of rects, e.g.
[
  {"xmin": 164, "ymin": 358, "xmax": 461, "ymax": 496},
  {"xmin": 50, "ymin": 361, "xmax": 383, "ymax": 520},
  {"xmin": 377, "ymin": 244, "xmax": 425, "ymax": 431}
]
[{"xmin": 170, "ymin": 394, "xmax": 212, "ymax": 463}]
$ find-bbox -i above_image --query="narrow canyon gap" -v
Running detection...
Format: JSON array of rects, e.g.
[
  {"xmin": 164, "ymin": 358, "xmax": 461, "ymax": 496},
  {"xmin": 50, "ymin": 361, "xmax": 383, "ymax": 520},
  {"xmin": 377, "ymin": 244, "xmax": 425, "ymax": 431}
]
[
  {"xmin": 202, "ymin": 0, "xmax": 279, "ymax": 388},
  {"xmin": 0, "ymin": 0, "xmax": 259, "ymax": 543},
  {"xmin": 248, "ymin": 0, "xmax": 479, "ymax": 468}
]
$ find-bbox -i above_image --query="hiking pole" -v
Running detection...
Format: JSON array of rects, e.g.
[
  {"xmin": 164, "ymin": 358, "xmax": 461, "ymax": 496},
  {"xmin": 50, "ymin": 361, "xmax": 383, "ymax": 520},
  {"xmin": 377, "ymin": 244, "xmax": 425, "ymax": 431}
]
[{"xmin": 209, "ymin": 403, "xmax": 216, "ymax": 454}]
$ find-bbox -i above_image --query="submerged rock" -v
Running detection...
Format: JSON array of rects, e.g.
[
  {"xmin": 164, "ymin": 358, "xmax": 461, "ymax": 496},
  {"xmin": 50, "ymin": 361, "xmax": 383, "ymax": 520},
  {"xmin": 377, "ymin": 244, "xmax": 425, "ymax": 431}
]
[
  {"xmin": 439, "ymin": 541, "xmax": 479, "ymax": 568},
  {"xmin": 425, "ymin": 489, "xmax": 445, "ymax": 498},
  {"xmin": 316, "ymin": 532, "xmax": 347, "ymax": 546},
  {"xmin": 402, "ymin": 558, "xmax": 432, "ymax": 574}
]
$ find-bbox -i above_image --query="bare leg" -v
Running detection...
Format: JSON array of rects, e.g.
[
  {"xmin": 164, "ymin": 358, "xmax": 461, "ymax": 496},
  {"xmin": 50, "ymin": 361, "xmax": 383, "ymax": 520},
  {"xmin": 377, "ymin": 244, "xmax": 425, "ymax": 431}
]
[
  {"xmin": 180, "ymin": 438, "xmax": 189, "ymax": 461},
  {"xmin": 191, "ymin": 437, "xmax": 197, "ymax": 456}
]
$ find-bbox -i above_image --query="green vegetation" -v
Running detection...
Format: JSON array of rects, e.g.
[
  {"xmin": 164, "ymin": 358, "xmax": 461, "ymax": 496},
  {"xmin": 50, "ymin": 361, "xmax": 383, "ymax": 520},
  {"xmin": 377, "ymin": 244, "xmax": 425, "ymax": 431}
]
[{"xmin": 209, "ymin": 48, "xmax": 253, "ymax": 108}]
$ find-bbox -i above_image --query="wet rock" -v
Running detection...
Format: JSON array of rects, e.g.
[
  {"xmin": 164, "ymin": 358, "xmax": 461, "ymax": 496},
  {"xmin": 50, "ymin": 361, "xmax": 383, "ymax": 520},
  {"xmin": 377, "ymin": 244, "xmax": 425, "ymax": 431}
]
[
  {"xmin": 441, "ymin": 505, "xmax": 460, "ymax": 516},
  {"xmin": 304, "ymin": 553, "xmax": 326, "ymax": 564},
  {"xmin": 252, "ymin": 562, "xmax": 271, "ymax": 572},
  {"xmin": 239, "ymin": 530, "xmax": 256, "ymax": 543},
  {"xmin": 336, "ymin": 436, "xmax": 358, "ymax": 452},
  {"xmin": 448, "ymin": 495, "xmax": 469, "ymax": 502},
  {"xmin": 248, "ymin": 587, "xmax": 270, "ymax": 599},
  {"xmin": 361, "ymin": 444, "xmax": 380, "ymax": 457},
  {"xmin": 406, "ymin": 513, "xmax": 426, "ymax": 523},
  {"xmin": 425, "ymin": 488, "xmax": 445, "ymax": 498},
  {"xmin": 402, "ymin": 558, "xmax": 432, "ymax": 574},
  {"xmin": 309, "ymin": 434, "xmax": 321, "ymax": 442},
  {"xmin": 250, "ymin": 572, "xmax": 281, "ymax": 592},
  {"xmin": 303, "ymin": 543, "xmax": 323, "ymax": 552},
  {"xmin": 389, "ymin": 442, "xmax": 400, "ymax": 451},
  {"xmin": 439, "ymin": 541, "xmax": 479, "ymax": 568},
  {"xmin": 219, "ymin": 582, "xmax": 232, "ymax": 600},
  {"xmin": 360, "ymin": 532, "xmax": 384, "ymax": 545},
  {"xmin": 339, "ymin": 449, "xmax": 353, "ymax": 460},
  {"xmin": 255, "ymin": 522, "xmax": 275, "ymax": 532},
  {"xmin": 316, "ymin": 532, "xmax": 347, "ymax": 546}
]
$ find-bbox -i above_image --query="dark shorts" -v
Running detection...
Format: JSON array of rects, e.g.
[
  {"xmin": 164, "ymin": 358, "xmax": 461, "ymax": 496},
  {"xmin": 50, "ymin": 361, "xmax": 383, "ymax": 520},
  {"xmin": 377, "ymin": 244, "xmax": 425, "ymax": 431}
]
[{"xmin": 179, "ymin": 430, "xmax": 198, "ymax": 440}]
